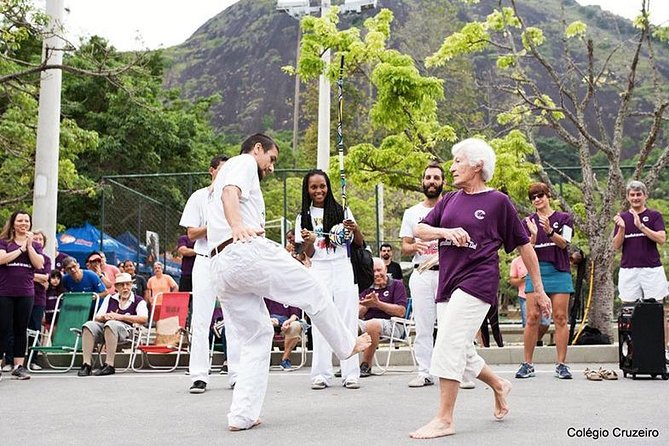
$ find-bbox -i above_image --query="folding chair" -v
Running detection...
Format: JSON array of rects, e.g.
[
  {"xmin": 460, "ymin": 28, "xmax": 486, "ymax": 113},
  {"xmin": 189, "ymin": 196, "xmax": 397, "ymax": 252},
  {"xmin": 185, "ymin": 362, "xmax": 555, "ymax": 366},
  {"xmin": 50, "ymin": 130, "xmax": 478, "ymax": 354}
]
[
  {"xmin": 209, "ymin": 319, "xmax": 227, "ymax": 373},
  {"xmin": 132, "ymin": 292, "xmax": 190, "ymax": 372},
  {"xmin": 26, "ymin": 292, "xmax": 99, "ymax": 373},
  {"xmin": 373, "ymin": 297, "xmax": 417, "ymax": 374}
]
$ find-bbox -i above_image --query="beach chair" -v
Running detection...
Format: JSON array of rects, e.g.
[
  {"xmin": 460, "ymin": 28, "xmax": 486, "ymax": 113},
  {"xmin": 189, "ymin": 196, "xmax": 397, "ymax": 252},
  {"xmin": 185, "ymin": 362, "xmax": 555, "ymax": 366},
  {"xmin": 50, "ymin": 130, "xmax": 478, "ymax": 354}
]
[
  {"xmin": 26, "ymin": 292, "xmax": 99, "ymax": 373},
  {"xmin": 373, "ymin": 297, "xmax": 417, "ymax": 374},
  {"xmin": 132, "ymin": 292, "xmax": 190, "ymax": 372}
]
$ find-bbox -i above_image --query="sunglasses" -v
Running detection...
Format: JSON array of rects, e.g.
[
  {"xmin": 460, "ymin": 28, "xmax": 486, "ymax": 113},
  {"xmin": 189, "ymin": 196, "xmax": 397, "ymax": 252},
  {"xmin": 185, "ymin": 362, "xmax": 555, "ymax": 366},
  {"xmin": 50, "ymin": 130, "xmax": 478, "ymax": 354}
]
[{"xmin": 530, "ymin": 192, "xmax": 546, "ymax": 201}]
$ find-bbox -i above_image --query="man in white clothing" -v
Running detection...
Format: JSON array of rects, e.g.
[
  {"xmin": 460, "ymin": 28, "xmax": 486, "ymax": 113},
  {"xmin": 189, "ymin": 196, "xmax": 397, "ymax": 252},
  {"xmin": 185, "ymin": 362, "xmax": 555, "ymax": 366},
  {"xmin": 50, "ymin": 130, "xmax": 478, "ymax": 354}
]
[
  {"xmin": 400, "ymin": 162, "xmax": 444, "ymax": 388},
  {"xmin": 207, "ymin": 133, "xmax": 371, "ymax": 431},
  {"xmin": 180, "ymin": 155, "xmax": 235, "ymax": 394}
]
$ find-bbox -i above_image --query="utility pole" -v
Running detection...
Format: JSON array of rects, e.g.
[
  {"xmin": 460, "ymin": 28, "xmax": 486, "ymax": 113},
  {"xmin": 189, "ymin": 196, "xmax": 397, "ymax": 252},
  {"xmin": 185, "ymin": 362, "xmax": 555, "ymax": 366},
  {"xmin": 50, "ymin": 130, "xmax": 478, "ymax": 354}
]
[
  {"xmin": 316, "ymin": 0, "xmax": 331, "ymax": 171},
  {"xmin": 33, "ymin": 0, "xmax": 65, "ymax": 259}
]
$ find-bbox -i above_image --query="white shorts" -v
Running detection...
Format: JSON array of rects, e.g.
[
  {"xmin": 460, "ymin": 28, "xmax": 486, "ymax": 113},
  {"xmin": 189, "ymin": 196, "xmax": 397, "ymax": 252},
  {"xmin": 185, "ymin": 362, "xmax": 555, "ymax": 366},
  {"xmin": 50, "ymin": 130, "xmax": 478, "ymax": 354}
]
[
  {"xmin": 358, "ymin": 318, "xmax": 405, "ymax": 339},
  {"xmin": 618, "ymin": 267, "xmax": 668, "ymax": 302}
]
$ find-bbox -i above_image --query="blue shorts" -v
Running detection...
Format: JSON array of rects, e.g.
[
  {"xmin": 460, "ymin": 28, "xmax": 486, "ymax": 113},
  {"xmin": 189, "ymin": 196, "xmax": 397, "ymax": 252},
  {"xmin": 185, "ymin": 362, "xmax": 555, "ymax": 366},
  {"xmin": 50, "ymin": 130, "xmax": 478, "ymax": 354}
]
[{"xmin": 525, "ymin": 261, "xmax": 574, "ymax": 294}]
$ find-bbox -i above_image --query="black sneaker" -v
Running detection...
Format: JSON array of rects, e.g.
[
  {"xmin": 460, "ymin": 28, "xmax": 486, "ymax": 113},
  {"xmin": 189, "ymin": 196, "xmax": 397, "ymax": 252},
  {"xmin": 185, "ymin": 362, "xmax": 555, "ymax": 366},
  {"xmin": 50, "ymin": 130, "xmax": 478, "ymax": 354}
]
[
  {"xmin": 189, "ymin": 380, "xmax": 207, "ymax": 394},
  {"xmin": 11, "ymin": 365, "xmax": 31, "ymax": 380},
  {"xmin": 334, "ymin": 369, "xmax": 342, "ymax": 378},
  {"xmin": 360, "ymin": 362, "xmax": 372, "ymax": 378},
  {"xmin": 94, "ymin": 364, "xmax": 115, "ymax": 376},
  {"xmin": 77, "ymin": 363, "xmax": 92, "ymax": 377}
]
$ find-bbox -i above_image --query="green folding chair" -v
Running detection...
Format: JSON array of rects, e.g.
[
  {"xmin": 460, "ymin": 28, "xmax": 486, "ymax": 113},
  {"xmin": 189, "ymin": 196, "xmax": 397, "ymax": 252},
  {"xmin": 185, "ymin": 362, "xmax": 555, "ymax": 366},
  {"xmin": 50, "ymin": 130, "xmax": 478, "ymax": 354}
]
[{"xmin": 26, "ymin": 292, "xmax": 99, "ymax": 373}]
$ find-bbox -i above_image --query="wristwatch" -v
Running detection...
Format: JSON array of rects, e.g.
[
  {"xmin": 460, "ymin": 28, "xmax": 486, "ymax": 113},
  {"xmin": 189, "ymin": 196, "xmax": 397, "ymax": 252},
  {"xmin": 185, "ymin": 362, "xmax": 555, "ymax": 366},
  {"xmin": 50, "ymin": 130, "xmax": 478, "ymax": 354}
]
[{"xmin": 547, "ymin": 229, "xmax": 555, "ymax": 237}]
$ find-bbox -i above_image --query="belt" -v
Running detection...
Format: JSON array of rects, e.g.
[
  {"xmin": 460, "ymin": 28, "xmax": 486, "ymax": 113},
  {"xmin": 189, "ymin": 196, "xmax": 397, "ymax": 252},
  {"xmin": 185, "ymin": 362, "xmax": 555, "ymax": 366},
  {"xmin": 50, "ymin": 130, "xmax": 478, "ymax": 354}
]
[
  {"xmin": 209, "ymin": 239, "xmax": 233, "ymax": 258},
  {"xmin": 414, "ymin": 264, "xmax": 439, "ymax": 271}
]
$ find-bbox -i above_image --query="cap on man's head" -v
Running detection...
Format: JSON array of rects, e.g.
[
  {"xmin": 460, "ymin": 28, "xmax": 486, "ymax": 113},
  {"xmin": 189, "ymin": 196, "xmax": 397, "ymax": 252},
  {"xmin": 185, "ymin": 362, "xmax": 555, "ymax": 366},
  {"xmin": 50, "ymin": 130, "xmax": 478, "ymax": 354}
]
[
  {"xmin": 114, "ymin": 272, "xmax": 134, "ymax": 285},
  {"xmin": 87, "ymin": 253, "xmax": 103, "ymax": 263}
]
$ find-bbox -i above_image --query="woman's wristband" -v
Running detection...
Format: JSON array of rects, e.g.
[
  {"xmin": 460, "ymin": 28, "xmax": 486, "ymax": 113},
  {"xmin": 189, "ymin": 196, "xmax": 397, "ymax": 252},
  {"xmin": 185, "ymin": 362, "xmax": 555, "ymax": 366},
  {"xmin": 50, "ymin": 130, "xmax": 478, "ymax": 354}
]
[{"xmin": 547, "ymin": 229, "xmax": 555, "ymax": 237}]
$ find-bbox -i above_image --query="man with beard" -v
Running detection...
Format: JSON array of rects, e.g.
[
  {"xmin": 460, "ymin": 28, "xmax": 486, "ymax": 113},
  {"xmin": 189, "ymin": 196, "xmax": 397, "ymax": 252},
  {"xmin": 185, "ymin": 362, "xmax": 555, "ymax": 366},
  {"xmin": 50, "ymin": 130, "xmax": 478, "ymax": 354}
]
[
  {"xmin": 206, "ymin": 133, "xmax": 371, "ymax": 431},
  {"xmin": 400, "ymin": 162, "xmax": 450, "ymax": 388},
  {"xmin": 379, "ymin": 243, "xmax": 403, "ymax": 280}
]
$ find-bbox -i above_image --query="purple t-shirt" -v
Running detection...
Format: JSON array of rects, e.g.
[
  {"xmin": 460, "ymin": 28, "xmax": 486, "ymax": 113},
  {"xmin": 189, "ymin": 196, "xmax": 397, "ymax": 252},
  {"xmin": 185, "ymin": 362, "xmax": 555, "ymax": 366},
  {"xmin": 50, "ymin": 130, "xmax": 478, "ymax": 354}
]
[
  {"xmin": 421, "ymin": 190, "xmax": 529, "ymax": 306},
  {"xmin": 522, "ymin": 211, "xmax": 573, "ymax": 272},
  {"xmin": 359, "ymin": 279, "xmax": 408, "ymax": 320},
  {"xmin": 177, "ymin": 235, "xmax": 195, "ymax": 276},
  {"xmin": 614, "ymin": 208, "xmax": 665, "ymax": 268},
  {"xmin": 33, "ymin": 254, "xmax": 52, "ymax": 307},
  {"xmin": 264, "ymin": 298, "xmax": 300, "ymax": 319},
  {"xmin": 0, "ymin": 240, "xmax": 44, "ymax": 297}
]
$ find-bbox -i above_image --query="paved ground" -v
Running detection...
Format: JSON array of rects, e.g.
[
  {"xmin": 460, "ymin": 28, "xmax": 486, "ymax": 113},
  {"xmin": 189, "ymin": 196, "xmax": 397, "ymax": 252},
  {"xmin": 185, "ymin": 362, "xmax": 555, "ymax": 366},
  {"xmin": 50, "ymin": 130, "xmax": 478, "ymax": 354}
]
[{"xmin": 2, "ymin": 363, "xmax": 668, "ymax": 446}]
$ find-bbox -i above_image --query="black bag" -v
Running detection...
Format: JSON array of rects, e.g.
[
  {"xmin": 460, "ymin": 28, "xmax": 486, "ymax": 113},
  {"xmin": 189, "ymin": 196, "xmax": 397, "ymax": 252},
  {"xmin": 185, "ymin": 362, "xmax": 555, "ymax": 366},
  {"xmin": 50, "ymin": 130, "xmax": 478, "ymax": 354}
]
[
  {"xmin": 574, "ymin": 325, "xmax": 610, "ymax": 345},
  {"xmin": 350, "ymin": 242, "xmax": 374, "ymax": 293}
]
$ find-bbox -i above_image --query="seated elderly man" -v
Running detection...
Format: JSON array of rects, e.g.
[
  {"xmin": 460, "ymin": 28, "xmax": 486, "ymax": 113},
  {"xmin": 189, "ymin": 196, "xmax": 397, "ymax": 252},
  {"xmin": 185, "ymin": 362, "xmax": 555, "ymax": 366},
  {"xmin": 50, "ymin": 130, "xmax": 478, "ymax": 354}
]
[
  {"xmin": 78, "ymin": 273, "xmax": 148, "ymax": 377},
  {"xmin": 358, "ymin": 258, "xmax": 408, "ymax": 377},
  {"xmin": 265, "ymin": 298, "xmax": 303, "ymax": 371}
]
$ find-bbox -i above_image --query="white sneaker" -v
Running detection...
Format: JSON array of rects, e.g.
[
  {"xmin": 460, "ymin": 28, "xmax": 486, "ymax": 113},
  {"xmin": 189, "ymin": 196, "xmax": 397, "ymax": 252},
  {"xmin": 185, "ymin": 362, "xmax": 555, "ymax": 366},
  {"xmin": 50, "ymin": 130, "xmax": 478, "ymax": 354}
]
[
  {"xmin": 1, "ymin": 364, "xmax": 12, "ymax": 372},
  {"xmin": 408, "ymin": 375, "xmax": 434, "ymax": 388},
  {"xmin": 459, "ymin": 380, "xmax": 476, "ymax": 389},
  {"xmin": 344, "ymin": 379, "xmax": 360, "ymax": 389},
  {"xmin": 30, "ymin": 363, "xmax": 42, "ymax": 371}
]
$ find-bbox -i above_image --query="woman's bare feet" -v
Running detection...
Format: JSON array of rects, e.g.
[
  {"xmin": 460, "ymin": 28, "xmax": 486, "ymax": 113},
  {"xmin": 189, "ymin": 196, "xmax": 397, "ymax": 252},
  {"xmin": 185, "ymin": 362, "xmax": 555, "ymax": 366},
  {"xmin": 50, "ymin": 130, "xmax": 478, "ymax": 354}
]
[
  {"xmin": 493, "ymin": 379, "xmax": 511, "ymax": 420},
  {"xmin": 348, "ymin": 333, "xmax": 372, "ymax": 358},
  {"xmin": 229, "ymin": 419, "xmax": 261, "ymax": 432},
  {"xmin": 410, "ymin": 418, "xmax": 455, "ymax": 439}
]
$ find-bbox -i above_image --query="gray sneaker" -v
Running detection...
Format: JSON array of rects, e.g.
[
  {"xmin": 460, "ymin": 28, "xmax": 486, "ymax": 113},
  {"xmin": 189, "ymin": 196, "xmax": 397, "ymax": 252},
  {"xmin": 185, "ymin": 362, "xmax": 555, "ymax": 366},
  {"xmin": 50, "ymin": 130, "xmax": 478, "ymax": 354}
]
[
  {"xmin": 408, "ymin": 375, "xmax": 434, "ymax": 388},
  {"xmin": 11, "ymin": 365, "xmax": 31, "ymax": 380},
  {"xmin": 311, "ymin": 378, "xmax": 327, "ymax": 390},
  {"xmin": 515, "ymin": 362, "xmax": 535, "ymax": 379},
  {"xmin": 555, "ymin": 363, "xmax": 572, "ymax": 379}
]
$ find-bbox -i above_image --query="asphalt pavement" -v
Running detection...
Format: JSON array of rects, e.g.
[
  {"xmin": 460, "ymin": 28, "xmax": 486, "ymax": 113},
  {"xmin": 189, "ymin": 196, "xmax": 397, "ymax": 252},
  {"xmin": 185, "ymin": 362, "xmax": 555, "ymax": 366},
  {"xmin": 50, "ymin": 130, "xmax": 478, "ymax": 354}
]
[{"xmin": 1, "ymin": 363, "xmax": 667, "ymax": 446}]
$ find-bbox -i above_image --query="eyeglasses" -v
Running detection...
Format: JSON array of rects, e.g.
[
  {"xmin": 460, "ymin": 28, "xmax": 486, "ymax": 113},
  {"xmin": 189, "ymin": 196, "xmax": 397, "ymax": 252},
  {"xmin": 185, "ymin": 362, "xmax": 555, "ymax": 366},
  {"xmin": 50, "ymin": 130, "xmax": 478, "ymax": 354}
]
[
  {"xmin": 530, "ymin": 192, "xmax": 546, "ymax": 201},
  {"xmin": 64, "ymin": 265, "xmax": 78, "ymax": 272}
]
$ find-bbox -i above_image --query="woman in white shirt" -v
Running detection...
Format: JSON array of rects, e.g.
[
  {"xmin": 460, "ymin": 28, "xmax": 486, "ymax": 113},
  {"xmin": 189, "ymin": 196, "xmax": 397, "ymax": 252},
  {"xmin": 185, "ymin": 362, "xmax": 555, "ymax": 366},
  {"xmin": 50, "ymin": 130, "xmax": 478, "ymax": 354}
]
[{"xmin": 295, "ymin": 169, "xmax": 363, "ymax": 390}]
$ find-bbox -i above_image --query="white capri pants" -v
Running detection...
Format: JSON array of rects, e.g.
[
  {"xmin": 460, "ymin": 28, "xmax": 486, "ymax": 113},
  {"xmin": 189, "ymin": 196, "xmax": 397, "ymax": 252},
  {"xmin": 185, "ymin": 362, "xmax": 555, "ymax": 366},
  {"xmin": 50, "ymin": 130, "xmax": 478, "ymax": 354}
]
[
  {"xmin": 310, "ymin": 256, "xmax": 360, "ymax": 385},
  {"xmin": 430, "ymin": 288, "xmax": 490, "ymax": 382},
  {"xmin": 210, "ymin": 237, "xmax": 356, "ymax": 429},
  {"xmin": 409, "ymin": 269, "xmax": 438, "ymax": 377}
]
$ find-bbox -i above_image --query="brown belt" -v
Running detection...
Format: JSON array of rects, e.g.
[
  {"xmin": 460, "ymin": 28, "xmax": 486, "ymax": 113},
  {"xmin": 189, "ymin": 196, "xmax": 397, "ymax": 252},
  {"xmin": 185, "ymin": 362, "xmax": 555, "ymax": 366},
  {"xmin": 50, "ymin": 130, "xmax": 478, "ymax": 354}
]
[
  {"xmin": 209, "ymin": 239, "xmax": 233, "ymax": 258},
  {"xmin": 414, "ymin": 264, "xmax": 439, "ymax": 271}
]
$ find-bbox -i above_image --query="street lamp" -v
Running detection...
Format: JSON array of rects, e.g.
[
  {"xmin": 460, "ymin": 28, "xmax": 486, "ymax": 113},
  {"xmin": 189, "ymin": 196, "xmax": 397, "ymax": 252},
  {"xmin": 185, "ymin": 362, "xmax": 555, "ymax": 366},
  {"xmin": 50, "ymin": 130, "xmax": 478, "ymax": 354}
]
[{"xmin": 277, "ymin": 0, "xmax": 376, "ymax": 170}]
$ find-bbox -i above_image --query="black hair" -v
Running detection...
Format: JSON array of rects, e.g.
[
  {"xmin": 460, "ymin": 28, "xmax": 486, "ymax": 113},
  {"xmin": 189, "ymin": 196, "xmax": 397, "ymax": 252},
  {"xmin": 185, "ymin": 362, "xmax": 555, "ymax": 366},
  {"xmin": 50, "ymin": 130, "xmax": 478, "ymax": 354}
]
[
  {"xmin": 299, "ymin": 169, "xmax": 344, "ymax": 249},
  {"xmin": 240, "ymin": 133, "xmax": 278, "ymax": 155},
  {"xmin": 210, "ymin": 155, "xmax": 230, "ymax": 169},
  {"xmin": 380, "ymin": 243, "xmax": 393, "ymax": 251},
  {"xmin": 48, "ymin": 269, "xmax": 66, "ymax": 295},
  {"xmin": 423, "ymin": 162, "xmax": 444, "ymax": 179}
]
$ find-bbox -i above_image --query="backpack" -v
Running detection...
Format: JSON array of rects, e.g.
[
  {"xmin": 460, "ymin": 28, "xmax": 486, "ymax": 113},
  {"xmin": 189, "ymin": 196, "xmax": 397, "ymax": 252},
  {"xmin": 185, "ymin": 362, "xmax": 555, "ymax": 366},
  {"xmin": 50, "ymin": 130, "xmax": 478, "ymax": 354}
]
[{"xmin": 351, "ymin": 242, "xmax": 374, "ymax": 293}]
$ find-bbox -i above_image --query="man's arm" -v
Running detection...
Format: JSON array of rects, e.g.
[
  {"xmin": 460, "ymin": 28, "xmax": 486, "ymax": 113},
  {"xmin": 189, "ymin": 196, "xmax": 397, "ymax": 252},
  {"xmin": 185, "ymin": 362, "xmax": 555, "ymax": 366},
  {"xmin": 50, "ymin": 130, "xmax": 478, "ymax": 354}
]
[
  {"xmin": 178, "ymin": 245, "xmax": 197, "ymax": 258},
  {"xmin": 187, "ymin": 226, "xmax": 207, "ymax": 241},
  {"xmin": 222, "ymin": 185, "xmax": 264, "ymax": 241}
]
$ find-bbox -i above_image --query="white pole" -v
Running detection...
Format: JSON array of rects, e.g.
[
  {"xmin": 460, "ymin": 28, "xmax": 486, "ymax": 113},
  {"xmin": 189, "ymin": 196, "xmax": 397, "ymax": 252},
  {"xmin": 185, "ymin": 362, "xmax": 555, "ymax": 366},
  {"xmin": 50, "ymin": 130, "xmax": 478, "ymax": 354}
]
[
  {"xmin": 316, "ymin": 0, "xmax": 331, "ymax": 171},
  {"xmin": 33, "ymin": 0, "xmax": 65, "ymax": 260}
]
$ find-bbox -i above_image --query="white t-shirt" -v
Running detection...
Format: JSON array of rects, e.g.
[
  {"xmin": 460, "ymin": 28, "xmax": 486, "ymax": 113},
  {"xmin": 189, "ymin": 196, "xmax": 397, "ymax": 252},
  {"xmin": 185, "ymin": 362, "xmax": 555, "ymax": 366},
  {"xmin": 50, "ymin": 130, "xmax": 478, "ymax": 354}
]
[
  {"xmin": 294, "ymin": 206, "xmax": 352, "ymax": 262},
  {"xmin": 179, "ymin": 187, "xmax": 209, "ymax": 255},
  {"xmin": 207, "ymin": 154, "xmax": 266, "ymax": 249},
  {"xmin": 399, "ymin": 202, "xmax": 439, "ymax": 264}
]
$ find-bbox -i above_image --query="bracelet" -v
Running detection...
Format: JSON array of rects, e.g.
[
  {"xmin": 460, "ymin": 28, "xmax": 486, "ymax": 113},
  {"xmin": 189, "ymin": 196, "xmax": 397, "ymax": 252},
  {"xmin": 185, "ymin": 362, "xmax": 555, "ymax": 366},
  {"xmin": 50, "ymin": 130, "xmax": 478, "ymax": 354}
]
[{"xmin": 547, "ymin": 229, "xmax": 555, "ymax": 237}]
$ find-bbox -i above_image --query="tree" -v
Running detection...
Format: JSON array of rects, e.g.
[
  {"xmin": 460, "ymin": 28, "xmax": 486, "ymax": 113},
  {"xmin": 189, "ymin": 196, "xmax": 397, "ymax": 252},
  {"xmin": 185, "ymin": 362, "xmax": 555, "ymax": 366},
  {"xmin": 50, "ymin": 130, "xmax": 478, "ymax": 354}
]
[{"xmin": 424, "ymin": 0, "xmax": 669, "ymax": 339}]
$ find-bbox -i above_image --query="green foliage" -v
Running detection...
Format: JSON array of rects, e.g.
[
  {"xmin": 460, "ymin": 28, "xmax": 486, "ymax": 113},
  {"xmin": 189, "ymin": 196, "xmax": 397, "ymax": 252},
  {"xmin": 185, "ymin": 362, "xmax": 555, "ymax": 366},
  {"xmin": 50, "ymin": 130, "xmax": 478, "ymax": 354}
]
[
  {"xmin": 425, "ymin": 22, "xmax": 489, "ymax": 67},
  {"xmin": 564, "ymin": 21, "xmax": 587, "ymax": 39}
]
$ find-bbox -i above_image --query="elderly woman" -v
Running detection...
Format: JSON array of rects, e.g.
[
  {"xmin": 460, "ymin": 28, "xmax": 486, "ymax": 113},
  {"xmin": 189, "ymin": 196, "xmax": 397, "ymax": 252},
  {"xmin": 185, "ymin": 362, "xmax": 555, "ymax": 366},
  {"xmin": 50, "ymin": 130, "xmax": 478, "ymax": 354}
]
[
  {"xmin": 516, "ymin": 183, "xmax": 574, "ymax": 380},
  {"xmin": 411, "ymin": 138, "xmax": 551, "ymax": 439}
]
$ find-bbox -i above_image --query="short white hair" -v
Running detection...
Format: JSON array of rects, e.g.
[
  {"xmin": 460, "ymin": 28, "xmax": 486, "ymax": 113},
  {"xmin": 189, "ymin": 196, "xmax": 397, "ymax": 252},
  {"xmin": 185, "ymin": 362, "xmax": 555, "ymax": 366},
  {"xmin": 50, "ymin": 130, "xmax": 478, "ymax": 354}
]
[{"xmin": 451, "ymin": 138, "xmax": 496, "ymax": 182}]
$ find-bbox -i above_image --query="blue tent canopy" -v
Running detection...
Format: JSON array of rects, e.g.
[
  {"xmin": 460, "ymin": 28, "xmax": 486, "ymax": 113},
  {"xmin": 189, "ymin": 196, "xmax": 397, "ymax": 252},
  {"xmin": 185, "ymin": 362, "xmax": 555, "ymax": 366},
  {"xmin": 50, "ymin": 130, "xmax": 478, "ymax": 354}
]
[{"xmin": 57, "ymin": 222, "xmax": 137, "ymax": 266}]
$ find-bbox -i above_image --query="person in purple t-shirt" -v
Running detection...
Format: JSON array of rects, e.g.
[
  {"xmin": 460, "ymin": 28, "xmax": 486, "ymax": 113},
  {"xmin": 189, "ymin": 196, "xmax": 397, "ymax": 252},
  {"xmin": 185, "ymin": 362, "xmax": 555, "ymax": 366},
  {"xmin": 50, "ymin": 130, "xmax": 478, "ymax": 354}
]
[
  {"xmin": 176, "ymin": 234, "xmax": 196, "ymax": 292},
  {"xmin": 357, "ymin": 258, "xmax": 408, "ymax": 377},
  {"xmin": 264, "ymin": 298, "xmax": 303, "ymax": 371},
  {"xmin": 517, "ymin": 182, "xmax": 575, "ymax": 380},
  {"xmin": 411, "ymin": 138, "xmax": 550, "ymax": 440},
  {"xmin": 0, "ymin": 211, "xmax": 45, "ymax": 381},
  {"xmin": 613, "ymin": 180, "xmax": 668, "ymax": 361}
]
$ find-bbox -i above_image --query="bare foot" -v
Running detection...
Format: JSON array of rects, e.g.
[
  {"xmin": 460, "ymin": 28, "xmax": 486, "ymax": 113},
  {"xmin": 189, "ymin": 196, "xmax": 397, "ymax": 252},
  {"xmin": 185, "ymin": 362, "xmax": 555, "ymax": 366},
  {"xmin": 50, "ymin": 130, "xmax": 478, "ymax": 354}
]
[
  {"xmin": 229, "ymin": 419, "xmax": 261, "ymax": 432},
  {"xmin": 348, "ymin": 333, "xmax": 372, "ymax": 358},
  {"xmin": 409, "ymin": 418, "xmax": 455, "ymax": 439},
  {"xmin": 494, "ymin": 379, "xmax": 511, "ymax": 420}
]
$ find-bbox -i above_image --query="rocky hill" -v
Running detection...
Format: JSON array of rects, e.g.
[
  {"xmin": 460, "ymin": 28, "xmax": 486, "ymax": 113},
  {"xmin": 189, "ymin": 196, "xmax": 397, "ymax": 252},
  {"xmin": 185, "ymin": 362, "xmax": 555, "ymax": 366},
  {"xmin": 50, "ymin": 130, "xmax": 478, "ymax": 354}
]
[{"xmin": 163, "ymin": 0, "xmax": 669, "ymax": 140}]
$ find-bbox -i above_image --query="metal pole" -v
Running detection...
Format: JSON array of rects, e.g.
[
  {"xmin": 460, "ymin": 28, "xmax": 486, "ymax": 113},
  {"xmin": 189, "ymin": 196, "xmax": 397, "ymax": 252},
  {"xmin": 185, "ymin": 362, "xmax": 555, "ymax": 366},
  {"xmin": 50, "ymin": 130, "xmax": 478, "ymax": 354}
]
[
  {"xmin": 292, "ymin": 23, "xmax": 301, "ymax": 160},
  {"xmin": 377, "ymin": 182, "xmax": 384, "ymax": 251},
  {"xmin": 283, "ymin": 173, "xmax": 288, "ymax": 245},
  {"xmin": 100, "ymin": 182, "xmax": 106, "ymax": 252},
  {"xmin": 316, "ymin": 0, "xmax": 331, "ymax": 171},
  {"xmin": 32, "ymin": 0, "xmax": 65, "ymax": 259}
]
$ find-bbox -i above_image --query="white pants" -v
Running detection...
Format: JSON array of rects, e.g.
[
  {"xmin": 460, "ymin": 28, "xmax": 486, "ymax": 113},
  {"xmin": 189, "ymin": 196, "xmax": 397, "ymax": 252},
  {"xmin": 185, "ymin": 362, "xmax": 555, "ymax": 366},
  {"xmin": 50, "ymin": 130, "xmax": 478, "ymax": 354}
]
[
  {"xmin": 310, "ymin": 257, "xmax": 360, "ymax": 384},
  {"xmin": 210, "ymin": 237, "xmax": 356, "ymax": 429},
  {"xmin": 409, "ymin": 269, "xmax": 438, "ymax": 377},
  {"xmin": 188, "ymin": 255, "xmax": 216, "ymax": 384},
  {"xmin": 430, "ymin": 289, "xmax": 490, "ymax": 382}
]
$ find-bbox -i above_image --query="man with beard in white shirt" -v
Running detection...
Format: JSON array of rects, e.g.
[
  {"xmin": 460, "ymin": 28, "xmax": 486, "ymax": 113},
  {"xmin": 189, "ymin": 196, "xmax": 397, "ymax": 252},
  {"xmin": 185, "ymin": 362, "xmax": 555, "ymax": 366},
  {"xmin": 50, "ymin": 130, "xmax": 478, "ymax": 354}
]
[{"xmin": 207, "ymin": 133, "xmax": 371, "ymax": 431}]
